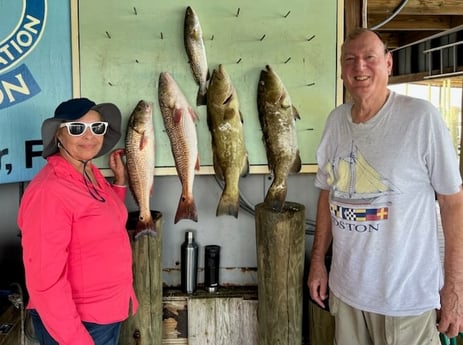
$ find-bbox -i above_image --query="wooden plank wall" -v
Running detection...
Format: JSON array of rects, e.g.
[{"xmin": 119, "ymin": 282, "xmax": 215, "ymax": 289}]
[{"xmin": 188, "ymin": 298, "xmax": 258, "ymax": 345}]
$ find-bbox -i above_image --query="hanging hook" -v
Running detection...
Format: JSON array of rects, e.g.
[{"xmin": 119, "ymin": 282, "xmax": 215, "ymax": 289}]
[
  {"xmin": 133, "ymin": 7, "xmax": 137, "ymax": 15},
  {"xmin": 306, "ymin": 82, "xmax": 315, "ymax": 87},
  {"xmin": 236, "ymin": 8, "xmax": 240, "ymax": 17},
  {"xmin": 284, "ymin": 11, "xmax": 291, "ymax": 18},
  {"xmin": 284, "ymin": 57, "xmax": 291, "ymax": 64},
  {"xmin": 160, "ymin": 32, "xmax": 164, "ymax": 39},
  {"xmin": 260, "ymin": 34, "xmax": 266, "ymax": 41},
  {"xmin": 105, "ymin": 31, "xmax": 111, "ymax": 39},
  {"xmin": 236, "ymin": 58, "xmax": 242, "ymax": 64},
  {"xmin": 307, "ymin": 35, "xmax": 315, "ymax": 42}
]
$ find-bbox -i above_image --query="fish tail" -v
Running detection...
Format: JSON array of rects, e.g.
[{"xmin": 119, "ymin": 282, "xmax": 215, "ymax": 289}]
[
  {"xmin": 196, "ymin": 85, "xmax": 207, "ymax": 106},
  {"xmin": 134, "ymin": 218, "xmax": 157, "ymax": 240},
  {"xmin": 174, "ymin": 195, "xmax": 198, "ymax": 224},
  {"xmin": 291, "ymin": 152, "xmax": 302, "ymax": 173},
  {"xmin": 265, "ymin": 181, "xmax": 287, "ymax": 211},
  {"xmin": 216, "ymin": 192, "xmax": 240, "ymax": 218}
]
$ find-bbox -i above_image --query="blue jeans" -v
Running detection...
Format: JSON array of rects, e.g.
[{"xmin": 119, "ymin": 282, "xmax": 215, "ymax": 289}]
[{"xmin": 29, "ymin": 309, "xmax": 122, "ymax": 345}]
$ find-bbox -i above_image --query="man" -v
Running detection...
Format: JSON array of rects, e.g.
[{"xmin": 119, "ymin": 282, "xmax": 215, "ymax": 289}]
[{"xmin": 308, "ymin": 28, "xmax": 463, "ymax": 344}]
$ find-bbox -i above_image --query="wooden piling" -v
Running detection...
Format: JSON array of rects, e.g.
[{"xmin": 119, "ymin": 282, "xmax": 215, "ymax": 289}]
[
  {"xmin": 255, "ymin": 202, "xmax": 305, "ymax": 345},
  {"xmin": 119, "ymin": 211, "xmax": 163, "ymax": 345}
]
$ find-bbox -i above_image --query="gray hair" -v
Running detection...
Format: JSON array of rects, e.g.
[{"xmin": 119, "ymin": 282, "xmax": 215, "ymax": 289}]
[{"xmin": 341, "ymin": 28, "xmax": 389, "ymax": 57}]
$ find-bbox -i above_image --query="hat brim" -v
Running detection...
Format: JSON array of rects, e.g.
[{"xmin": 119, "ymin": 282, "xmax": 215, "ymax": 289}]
[{"xmin": 41, "ymin": 103, "xmax": 122, "ymax": 159}]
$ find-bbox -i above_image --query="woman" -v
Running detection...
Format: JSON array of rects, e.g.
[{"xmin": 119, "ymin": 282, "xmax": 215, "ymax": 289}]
[{"xmin": 18, "ymin": 98, "xmax": 138, "ymax": 345}]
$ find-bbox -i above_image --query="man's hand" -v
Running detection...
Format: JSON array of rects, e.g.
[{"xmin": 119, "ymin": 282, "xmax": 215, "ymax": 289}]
[
  {"xmin": 438, "ymin": 281, "xmax": 463, "ymax": 338},
  {"xmin": 308, "ymin": 260, "xmax": 329, "ymax": 309}
]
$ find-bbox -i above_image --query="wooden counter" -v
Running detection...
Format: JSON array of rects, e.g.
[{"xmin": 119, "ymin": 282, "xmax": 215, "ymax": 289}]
[{"xmin": 163, "ymin": 287, "xmax": 258, "ymax": 345}]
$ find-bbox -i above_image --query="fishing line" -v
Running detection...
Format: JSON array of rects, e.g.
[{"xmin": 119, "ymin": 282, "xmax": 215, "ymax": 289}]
[{"xmin": 58, "ymin": 140, "xmax": 106, "ymax": 202}]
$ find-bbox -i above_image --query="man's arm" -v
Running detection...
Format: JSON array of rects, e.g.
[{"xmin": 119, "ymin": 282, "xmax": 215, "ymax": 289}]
[
  {"xmin": 308, "ymin": 189, "xmax": 333, "ymax": 309},
  {"xmin": 437, "ymin": 188, "xmax": 463, "ymax": 337}
]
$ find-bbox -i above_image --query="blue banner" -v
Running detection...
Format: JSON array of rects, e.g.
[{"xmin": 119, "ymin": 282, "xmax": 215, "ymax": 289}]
[
  {"xmin": 0, "ymin": 0, "xmax": 73, "ymax": 183},
  {"xmin": 0, "ymin": 64, "xmax": 41, "ymax": 110},
  {"xmin": 0, "ymin": 0, "xmax": 46, "ymax": 74}
]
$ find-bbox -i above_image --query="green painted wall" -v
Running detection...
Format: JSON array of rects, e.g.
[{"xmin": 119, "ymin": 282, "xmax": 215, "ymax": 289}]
[{"xmin": 79, "ymin": 0, "xmax": 339, "ymax": 172}]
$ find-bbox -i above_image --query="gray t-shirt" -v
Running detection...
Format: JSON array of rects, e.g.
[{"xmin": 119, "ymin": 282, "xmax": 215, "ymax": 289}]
[{"xmin": 315, "ymin": 91, "xmax": 462, "ymax": 316}]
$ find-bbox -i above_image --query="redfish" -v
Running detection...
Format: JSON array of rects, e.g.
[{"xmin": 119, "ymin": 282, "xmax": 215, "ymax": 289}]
[
  {"xmin": 158, "ymin": 72, "xmax": 199, "ymax": 223},
  {"xmin": 125, "ymin": 100, "xmax": 156, "ymax": 238}
]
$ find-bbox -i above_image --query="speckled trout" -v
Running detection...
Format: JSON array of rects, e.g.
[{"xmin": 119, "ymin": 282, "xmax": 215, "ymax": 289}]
[{"xmin": 184, "ymin": 6, "xmax": 209, "ymax": 106}]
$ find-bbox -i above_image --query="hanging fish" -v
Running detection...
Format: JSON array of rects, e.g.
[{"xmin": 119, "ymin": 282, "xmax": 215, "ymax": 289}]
[
  {"xmin": 125, "ymin": 100, "xmax": 156, "ymax": 238},
  {"xmin": 158, "ymin": 72, "xmax": 199, "ymax": 224},
  {"xmin": 257, "ymin": 65, "xmax": 301, "ymax": 211},
  {"xmin": 184, "ymin": 6, "xmax": 210, "ymax": 106},
  {"xmin": 207, "ymin": 64, "xmax": 249, "ymax": 218}
]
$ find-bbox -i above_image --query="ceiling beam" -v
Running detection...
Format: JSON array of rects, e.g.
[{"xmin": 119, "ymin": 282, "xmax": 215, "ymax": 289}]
[
  {"xmin": 369, "ymin": 14, "xmax": 455, "ymax": 31},
  {"xmin": 367, "ymin": 0, "xmax": 463, "ymax": 15}
]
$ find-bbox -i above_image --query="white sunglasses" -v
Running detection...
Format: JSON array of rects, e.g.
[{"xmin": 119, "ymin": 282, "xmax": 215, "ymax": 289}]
[{"xmin": 59, "ymin": 121, "xmax": 108, "ymax": 136}]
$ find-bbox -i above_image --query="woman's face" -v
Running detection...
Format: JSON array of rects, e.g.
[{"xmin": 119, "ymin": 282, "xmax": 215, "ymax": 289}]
[{"xmin": 56, "ymin": 110, "xmax": 105, "ymax": 162}]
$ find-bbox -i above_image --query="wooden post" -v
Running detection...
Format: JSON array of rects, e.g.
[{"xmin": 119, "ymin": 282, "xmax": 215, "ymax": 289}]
[
  {"xmin": 119, "ymin": 211, "xmax": 163, "ymax": 345},
  {"xmin": 255, "ymin": 202, "xmax": 305, "ymax": 345}
]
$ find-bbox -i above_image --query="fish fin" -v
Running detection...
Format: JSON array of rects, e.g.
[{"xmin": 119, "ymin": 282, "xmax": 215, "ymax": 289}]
[
  {"xmin": 139, "ymin": 133, "xmax": 148, "ymax": 150},
  {"xmin": 266, "ymin": 157, "xmax": 275, "ymax": 173},
  {"xmin": 223, "ymin": 108, "xmax": 236, "ymax": 121},
  {"xmin": 290, "ymin": 152, "xmax": 302, "ymax": 173},
  {"xmin": 213, "ymin": 154, "xmax": 224, "ymax": 180},
  {"xmin": 239, "ymin": 110, "xmax": 244, "ymax": 124},
  {"xmin": 241, "ymin": 155, "xmax": 250, "ymax": 177},
  {"xmin": 195, "ymin": 155, "xmax": 200, "ymax": 171},
  {"xmin": 173, "ymin": 108, "xmax": 183, "ymax": 124},
  {"xmin": 189, "ymin": 108, "xmax": 200, "ymax": 122},
  {"xmin": 196, "ymin": 86, "xmax": 207, "ymax": 106},
  {"xmin": 292, "ymin": 105, "xmax": 301, "ymax": 120},
  {"xmin": 192, "ymin": 28, "xmax": 201, "ymax": 40},
  {"xmin": 134, "ymin": 217, "xmax": 157, "ymax": 240},
  {"xmin": 280, "ymin": 94, "xmax": 291, "ymax": 109},
  {"xmin": 174, "ymin": 195, "xmax": 198, "ymax": 224},
  {"xmin": 216, "ymin": 192, "xmax": 239, "ymax": 218}
]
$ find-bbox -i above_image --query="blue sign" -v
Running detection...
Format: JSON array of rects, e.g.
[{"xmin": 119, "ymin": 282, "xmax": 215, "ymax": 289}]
[
  {"xmin": 0, "ymin": 0, "xmax": 73, "ymax": 183},
  {"xmin": 0, "ymin": 1, "xmax": 46, "ymax": 73}
]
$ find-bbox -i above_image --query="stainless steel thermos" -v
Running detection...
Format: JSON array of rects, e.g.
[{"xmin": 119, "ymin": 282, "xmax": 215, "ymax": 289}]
[
  {"xmin": 204, "ymin": 245, "xmax": 221, "ymax": 292},
  {"xmin": 181, "ymin": 230, "xmax": 198, "ymax": 293}
]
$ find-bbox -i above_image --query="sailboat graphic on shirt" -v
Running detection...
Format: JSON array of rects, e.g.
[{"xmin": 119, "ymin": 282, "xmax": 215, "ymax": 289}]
[
  {"xmin": 325, "ymin": 144, "xmax": 395, "ymax": 222},
  {"xmin": 325, "ymin": 144, "xmax": 396, "ymax": 203}
]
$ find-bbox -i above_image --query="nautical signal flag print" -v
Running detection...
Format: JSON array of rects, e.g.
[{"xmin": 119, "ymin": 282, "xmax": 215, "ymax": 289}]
[{"xmin": 330, "ymin": 204, "xmax": 389, "ymax": 222}]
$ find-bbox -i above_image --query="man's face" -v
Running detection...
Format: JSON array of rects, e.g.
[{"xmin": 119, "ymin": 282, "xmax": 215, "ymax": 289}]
[{"xmin": 341, "ymin": 31, "xmax": 393, "ymax": 100}]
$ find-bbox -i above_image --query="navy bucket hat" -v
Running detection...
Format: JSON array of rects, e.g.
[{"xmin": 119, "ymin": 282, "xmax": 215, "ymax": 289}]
[{"xmin": 41, "ymin": 98, "xmax": 122, "ymax": 158}]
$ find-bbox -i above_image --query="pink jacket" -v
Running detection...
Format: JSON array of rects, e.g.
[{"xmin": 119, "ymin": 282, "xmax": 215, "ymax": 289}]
[{"xmin": 18, "ymin": 155, "xmax": 138, "ymax": 344}]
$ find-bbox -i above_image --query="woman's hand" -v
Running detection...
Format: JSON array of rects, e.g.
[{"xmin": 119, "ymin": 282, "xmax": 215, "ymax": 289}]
[{"xmin": 108, "ymin": 149, "xmax": 127, "ymax": 186}]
